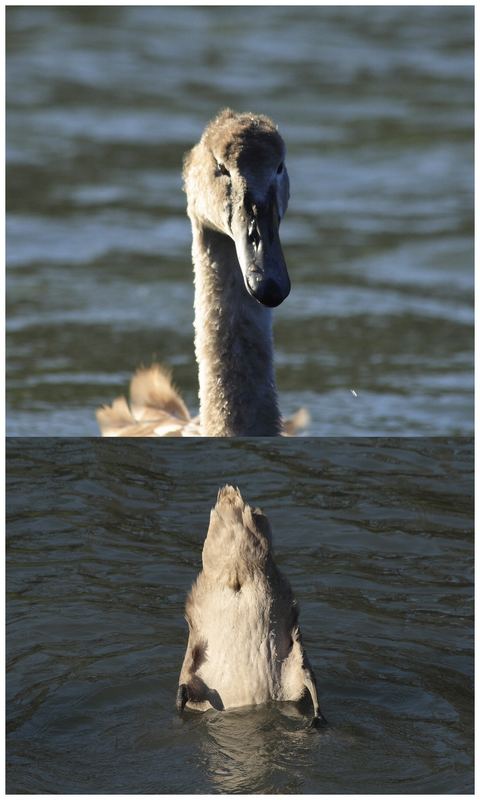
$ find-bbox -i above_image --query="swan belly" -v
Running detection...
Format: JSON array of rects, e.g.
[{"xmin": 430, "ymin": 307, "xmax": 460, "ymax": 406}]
[{"xmin": 190, "ymin": 583, "xmax": 284, "ymax": 710}]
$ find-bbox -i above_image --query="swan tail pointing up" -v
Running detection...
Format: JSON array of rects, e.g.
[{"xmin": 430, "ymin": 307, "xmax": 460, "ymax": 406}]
[
  {"xmin": 178, "ymin": 485, "xmax": 326, "ymax": 721},
  {"xmin": 96, "ymin": 365, "xmax": 192, "ymax": 437},
  {"xmin": 200, "ymin": 485, "xmax": 272, "ymax": 588}
]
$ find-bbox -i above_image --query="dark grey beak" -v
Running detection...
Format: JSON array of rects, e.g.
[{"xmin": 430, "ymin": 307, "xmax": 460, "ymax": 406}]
[{"xmin": 234, "ymin": 192, "xmax": 290, "ymax": 308}]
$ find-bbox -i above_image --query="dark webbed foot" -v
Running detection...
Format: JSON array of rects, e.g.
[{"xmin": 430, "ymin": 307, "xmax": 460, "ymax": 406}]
[
  {"xmin": 176, "ymin": 679, "xmax": 224, "ymax": 713},
  {"xmin": 310, "ymin": 711, "xmax": 328, "ymax": 728},
  {"xmin": 176, "ymin": 683, "xmax": 189, "ymax": 713}
]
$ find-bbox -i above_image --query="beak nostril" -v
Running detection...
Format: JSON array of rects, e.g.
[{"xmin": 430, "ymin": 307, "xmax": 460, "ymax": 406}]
[{"xmin": 247, "ymin": 221, "xmax": 260, "ymax": 249}]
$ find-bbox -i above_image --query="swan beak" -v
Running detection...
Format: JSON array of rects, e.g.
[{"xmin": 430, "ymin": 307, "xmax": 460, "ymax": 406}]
[{"xmin": 234, "ymin": 194, "xmax": 291, "ymax": 308}]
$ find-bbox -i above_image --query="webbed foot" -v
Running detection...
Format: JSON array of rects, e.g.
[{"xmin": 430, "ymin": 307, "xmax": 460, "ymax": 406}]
[
  {"xmin": 310, "ymin": 711, "xmax": 328, "ymax": 728},
  {"xmin": 176, "ymin": 683, "xmax": 189, "ymax": 713}
]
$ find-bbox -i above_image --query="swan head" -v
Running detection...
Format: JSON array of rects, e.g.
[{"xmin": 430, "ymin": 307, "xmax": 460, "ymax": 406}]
[{"xmin": 184, "ymin": 109, "xmax": 291, "ymax": 308}]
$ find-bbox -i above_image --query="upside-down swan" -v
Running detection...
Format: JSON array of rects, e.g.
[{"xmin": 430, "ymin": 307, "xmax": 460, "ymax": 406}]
[
  {"xmin": 177, "ymin": 486, "xmax": 326, "ymax": 724},
  {"xmin": 96, "ymin": 109, "xmax": 308, "ymax": 436}
]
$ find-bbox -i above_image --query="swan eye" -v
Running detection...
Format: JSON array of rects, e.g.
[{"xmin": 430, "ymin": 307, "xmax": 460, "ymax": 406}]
[
  {"xmin": 277, "ymin": 162, "xmax": 284, "ymax": 175},
  {"xmin": 216, "ymin": 162, "xmax": 230, "ymax": 177}
]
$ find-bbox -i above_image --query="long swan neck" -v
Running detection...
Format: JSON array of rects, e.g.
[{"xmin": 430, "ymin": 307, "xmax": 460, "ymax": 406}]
[{"xmin": 191, "ymin": 219, "xmax": 281, "ymax": 436}]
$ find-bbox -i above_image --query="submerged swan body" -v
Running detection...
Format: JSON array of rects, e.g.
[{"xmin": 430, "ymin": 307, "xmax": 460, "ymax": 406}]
[
  {"xmin": 97, "ymin": 109, "xmax": 307, "ymax": 437},
  {"xmin": 177, "ymin": 486, "xmax": 325, "ymax": 723}
]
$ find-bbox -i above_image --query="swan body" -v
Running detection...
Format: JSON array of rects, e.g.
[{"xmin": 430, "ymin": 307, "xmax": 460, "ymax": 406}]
[
  {"xmin": 177, "ymin": 486, "xmax": 325, "ymax": 723},
  {"xmin": 97, "ymin": 109, "xmax": 308, "ymax": 437},
  {"xmin": 96, "ymin": 365, "xmax": 309, "ymax": 437}
]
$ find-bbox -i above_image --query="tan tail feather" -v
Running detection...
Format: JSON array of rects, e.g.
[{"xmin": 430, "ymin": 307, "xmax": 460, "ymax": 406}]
[
  {"xmin": 283, "ymin": 407, "xmax": 311, "ymax": 436},
  {"xmin": 96, "ymin": 397, "xmax": 136, "ymax": 436},
  {"xmin": 96, "ymin": 364, "xmax": 191, "ymax": 436},
  {"xmin": 129, "ymin": 365, "xmax": 190, "ymax": 422}
]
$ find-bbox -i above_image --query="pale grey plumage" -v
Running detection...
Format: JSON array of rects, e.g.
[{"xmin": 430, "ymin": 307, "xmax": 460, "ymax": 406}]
[{"xmin": 177, "ymin": 486, "xmax": 325, "ymax": 723}]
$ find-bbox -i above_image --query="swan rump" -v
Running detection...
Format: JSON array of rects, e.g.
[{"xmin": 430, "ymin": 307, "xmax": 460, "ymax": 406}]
[{"xmin": 177, "ymin": 486, "xmax": 325, "ymax": 723}]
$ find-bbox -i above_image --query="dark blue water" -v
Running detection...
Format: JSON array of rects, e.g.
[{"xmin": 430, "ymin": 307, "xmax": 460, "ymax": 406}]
[{"xmin": 7, "ymin": 438, "xmax": 473, "ymax": 793}]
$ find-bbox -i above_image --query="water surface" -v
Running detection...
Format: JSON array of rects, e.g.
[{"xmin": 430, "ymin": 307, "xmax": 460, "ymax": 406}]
[
  {"xmin": 6, "ymin": 6, "xmax": 473, "ymax": 435},
  {"xmin": 7, "ymin": 438, "xmax": 473, "ymax": 793}
]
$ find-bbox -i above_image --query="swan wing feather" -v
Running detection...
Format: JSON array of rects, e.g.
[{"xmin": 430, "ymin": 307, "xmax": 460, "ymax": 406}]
[{"xmin": 96, "ymin": 364, "xmax": 192, "ymax": 436}]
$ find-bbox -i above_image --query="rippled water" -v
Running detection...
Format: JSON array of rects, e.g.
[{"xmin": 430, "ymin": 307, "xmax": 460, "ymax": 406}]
[
  {"xmin": 6, "ymin": 6, "xmax": 473, "ymax": 435},
  {"xmin": 7, "ymin": 438, "xmax": 473, "ymax": 793}
]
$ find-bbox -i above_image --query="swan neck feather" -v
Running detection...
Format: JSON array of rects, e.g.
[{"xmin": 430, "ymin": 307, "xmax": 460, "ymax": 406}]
[{"xmin": 192, "ymin": 220, "xmax": 281, "ymax": 436}]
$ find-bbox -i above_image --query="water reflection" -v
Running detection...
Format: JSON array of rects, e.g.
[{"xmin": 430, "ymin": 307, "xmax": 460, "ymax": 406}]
[{"xmin": 201, "ymin": 703, "xmax": 321, "ymax": 793}]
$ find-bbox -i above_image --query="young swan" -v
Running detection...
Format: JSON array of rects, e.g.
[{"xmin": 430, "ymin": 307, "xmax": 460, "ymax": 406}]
[
  {"xmin": 177, "ymin": 486, "xmax": 326, "ymax": 724},
  {"xmin": 97, "ymin": 109, "xmax": 308, "ymax": 437}
]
